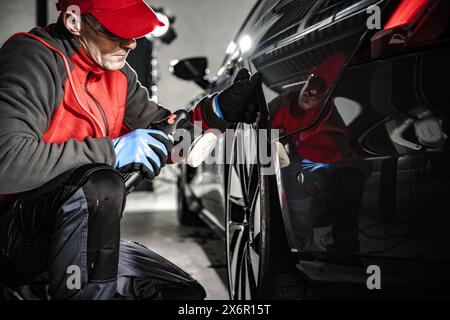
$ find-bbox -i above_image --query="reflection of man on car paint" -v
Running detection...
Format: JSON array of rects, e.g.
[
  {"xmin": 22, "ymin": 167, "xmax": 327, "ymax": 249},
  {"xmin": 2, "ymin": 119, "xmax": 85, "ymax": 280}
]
[
  {"xmin": 297, "ymin": 73, "xmax": 327, "ymax": 111},
  {"xmin": 269, "ymin": 53, "xmax": 366, "ymax": 252},
  {"xmin": 270, "ymin": 52, "xmax": 353, "ymax": 163}
]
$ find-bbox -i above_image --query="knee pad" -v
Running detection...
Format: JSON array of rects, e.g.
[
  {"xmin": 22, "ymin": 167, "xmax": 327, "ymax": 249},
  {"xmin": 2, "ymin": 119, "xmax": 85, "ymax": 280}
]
[
  {"xmin": 82, "ymin": 168, "xmax": 126, "ymax": 217},
  {"xmin": 80, "ymin": 166, "xmax": 125, "ymax": 282}
]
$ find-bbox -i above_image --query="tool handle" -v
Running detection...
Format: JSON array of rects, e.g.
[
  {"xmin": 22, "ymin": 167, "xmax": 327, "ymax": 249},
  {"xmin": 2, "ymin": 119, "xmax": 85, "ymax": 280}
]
[
  {"xmin": 122, "ymin": 110, "xmax": 196, "ymax": 193},
  {"xmin": 123, "ymin": 171, "xmax": 142, "ymax": 193},
  {"xmin": 152, "ymin": 109, "xmax": 191, "ymax": 136}
]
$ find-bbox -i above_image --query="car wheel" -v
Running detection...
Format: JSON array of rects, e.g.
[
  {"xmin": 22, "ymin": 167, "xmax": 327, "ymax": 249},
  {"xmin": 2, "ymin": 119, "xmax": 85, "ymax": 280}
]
[
  {"xmin": 225, "ymin": 123, "xmax": 304, "ymax": 300},
  {"xmin": 177, "ymin": 163, "xmax": 202, "ymax": 226}
]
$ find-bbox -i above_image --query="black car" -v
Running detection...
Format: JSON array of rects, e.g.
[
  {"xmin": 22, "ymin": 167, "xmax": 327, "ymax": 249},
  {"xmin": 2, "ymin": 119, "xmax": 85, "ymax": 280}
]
[{"xmin": 172, "ymin": 0, "xmax": 450, "ymax": 299}]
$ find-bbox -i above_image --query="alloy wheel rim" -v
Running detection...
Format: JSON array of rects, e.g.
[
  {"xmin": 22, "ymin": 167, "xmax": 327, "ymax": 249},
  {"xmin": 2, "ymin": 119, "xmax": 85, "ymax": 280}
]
[{"xmin": 226, "ymin": 123, "xmax": 262, "ymax": 300}]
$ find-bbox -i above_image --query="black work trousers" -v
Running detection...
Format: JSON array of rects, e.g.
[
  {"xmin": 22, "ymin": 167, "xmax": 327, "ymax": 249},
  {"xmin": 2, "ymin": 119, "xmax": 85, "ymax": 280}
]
[{"xmin": 0, "ymin": 164, "xmax": 206, "ymax": 300}]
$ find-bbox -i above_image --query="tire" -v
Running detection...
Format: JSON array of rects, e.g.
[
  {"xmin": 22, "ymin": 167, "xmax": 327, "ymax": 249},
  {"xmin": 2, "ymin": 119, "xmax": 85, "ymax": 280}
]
[
  {"xmin": 225, "ymin": 123, "xmax": 304, "ymax": 300},
  {"xmin": 177, "ymin": 163, "xmax": 203, "ymax": 226}
]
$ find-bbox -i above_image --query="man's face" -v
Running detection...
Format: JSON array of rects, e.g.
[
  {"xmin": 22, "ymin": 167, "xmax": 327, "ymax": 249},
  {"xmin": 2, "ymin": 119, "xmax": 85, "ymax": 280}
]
[
  {"xmin": 79, "ymin": 15, "xmax": 137, "ymax": 70},
  {"xmin": 298, "ymin": 74, "xmax": 327, "ymax": 111}
]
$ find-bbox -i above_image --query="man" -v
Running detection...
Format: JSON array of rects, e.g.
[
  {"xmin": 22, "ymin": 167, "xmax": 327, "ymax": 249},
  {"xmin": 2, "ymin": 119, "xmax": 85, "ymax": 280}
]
[{"xmin": 0, "ymin": 0, "xmax": 260, "ymax": 299}]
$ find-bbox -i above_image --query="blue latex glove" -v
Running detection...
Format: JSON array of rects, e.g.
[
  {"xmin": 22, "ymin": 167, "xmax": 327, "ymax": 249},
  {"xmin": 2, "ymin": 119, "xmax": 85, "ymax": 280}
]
[
  {"xmin": 298, "ymin": 159, "xmax": 330, "ymax": 192},
  {"xmin": 112, "ymin": 129, "xmax": 173, "ymax": 180},
  {"xmin": 300, "ymin": 159, "xmax": 330, "ymax": 172}
]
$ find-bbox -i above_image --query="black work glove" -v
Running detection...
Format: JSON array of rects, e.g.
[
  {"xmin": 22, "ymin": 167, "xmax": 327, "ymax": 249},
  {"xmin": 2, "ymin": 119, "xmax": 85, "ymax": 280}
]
[{"xmin": 217, "ymin": 72, "xmax": 262, "ymax": 124}]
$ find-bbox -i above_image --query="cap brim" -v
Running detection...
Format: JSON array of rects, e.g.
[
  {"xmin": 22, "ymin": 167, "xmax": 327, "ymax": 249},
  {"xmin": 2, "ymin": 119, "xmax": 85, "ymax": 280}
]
[{"xmin": 92, "ymin": 2, "xmax": 165, "ymax": 39}]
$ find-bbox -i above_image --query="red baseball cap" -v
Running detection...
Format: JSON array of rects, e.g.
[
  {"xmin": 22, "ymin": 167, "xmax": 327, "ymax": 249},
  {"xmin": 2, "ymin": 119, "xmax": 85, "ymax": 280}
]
[
  {"xmin": 56, "ymin": 0, "xmax": 165, "ymax": 39},
  {"xmin": 310, "ymin": 53, "xmax": 347, "ymax": 89}
]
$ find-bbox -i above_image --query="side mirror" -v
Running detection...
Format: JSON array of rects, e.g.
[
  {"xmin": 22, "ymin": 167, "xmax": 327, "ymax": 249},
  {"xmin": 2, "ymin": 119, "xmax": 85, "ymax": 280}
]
[{"xmin": 170, "ymin": 57, "xmax": 211, "ymax": 89}]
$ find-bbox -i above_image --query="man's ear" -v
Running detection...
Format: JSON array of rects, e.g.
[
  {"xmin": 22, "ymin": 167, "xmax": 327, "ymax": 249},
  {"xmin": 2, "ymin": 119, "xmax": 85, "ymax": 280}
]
[{"xmin": 63, "ymin": 11, "xmax": 81, "ymax": 36}]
